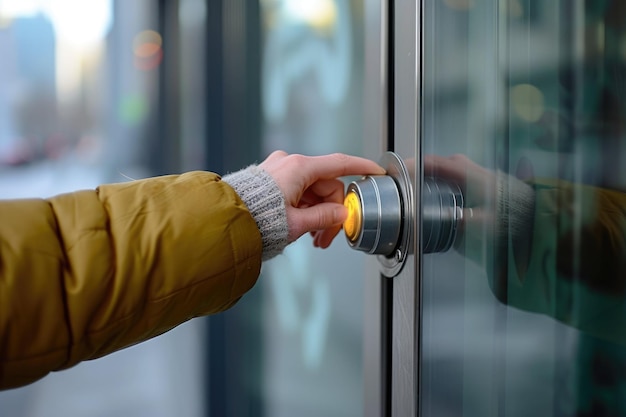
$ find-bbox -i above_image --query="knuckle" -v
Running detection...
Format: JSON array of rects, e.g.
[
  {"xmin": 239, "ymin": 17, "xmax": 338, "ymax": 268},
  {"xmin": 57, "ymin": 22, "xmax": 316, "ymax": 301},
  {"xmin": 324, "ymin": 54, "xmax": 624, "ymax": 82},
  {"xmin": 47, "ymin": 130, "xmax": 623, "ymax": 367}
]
[
  {"xmin": 287, "ymin": 153, "xmax": 307, "ymax": 165},
  {"xmin": 330, "ymin": 152, "xmax": 349, "ymax": 163},
  {"xmin": 317, "ymin": 209, "xmax": 331, "ymax": 229},
  {"xmin": 449, "ymin": 153, "xmax": 469, "ymax": 163}
]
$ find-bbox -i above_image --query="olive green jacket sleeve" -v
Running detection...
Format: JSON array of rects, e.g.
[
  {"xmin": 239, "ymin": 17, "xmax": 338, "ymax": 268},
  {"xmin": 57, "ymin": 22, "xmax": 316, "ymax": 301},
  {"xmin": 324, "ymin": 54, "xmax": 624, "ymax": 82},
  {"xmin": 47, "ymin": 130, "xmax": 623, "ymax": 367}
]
[
  {"xmin": 0, "ymin": 171, "xmax": 263, "ymax": 389},
  {"xmin": 492, "ymin": 177, "xmax": 626, "ymax": 345}
]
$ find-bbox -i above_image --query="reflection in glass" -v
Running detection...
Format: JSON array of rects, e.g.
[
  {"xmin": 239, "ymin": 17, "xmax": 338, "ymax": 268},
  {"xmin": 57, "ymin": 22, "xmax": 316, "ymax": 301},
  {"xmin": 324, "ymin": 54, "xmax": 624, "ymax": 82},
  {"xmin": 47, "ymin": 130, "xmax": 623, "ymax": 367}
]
[{"xmin": 422, "ymin": 1, "xmax": 626, "ymax": 416}]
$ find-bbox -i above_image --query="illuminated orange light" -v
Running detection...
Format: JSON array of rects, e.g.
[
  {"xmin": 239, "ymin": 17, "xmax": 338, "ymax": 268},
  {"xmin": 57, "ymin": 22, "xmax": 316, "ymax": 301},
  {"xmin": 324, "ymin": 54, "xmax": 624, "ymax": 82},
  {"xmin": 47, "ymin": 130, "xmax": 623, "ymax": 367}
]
[
  {"xmin": 133, "ymin": 30, "xmax": 164, "ymax": 71},
  {"xmin": 344, "ymin": 190, "xmax": 362, "ymax": 242},
  {"xmin": 134, "ymin": 48, "xmax": 163, "ymax": 71},
  {"xmin": 133, "ymin": 30, "xmax": 162, "ymax": 54},
  {"xmin": 134, "ymin": 42, "xmax": 162, "ymax": 58}
]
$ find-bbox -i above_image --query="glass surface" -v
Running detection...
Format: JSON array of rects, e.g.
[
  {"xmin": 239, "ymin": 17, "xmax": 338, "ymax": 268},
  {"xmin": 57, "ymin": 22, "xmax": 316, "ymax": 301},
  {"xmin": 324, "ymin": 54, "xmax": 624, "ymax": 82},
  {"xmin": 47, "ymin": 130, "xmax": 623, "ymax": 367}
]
[
  {"xmin": 421, "ymin": 1, "xmax": 626, "ymax": 416},
  {"xmin": 259, "ymin": 1, "xmax": 367, "ymax": 416}
]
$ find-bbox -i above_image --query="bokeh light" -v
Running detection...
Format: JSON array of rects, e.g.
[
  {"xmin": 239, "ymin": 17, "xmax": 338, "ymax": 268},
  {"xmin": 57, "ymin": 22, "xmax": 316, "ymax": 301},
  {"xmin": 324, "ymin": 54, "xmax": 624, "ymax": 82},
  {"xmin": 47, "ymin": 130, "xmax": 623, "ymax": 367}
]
[
  {"xmin": 0, "ymin": 0, "xmax": 39, "ymax": 19},
  {"xmin": 118, "ymin": 94, "xmax": 150, "ymax": 126},
  {"xmin": 45, "ymin": 0, "xmax": 112, "ymax": 49},
  {"xmin": 511, "ymin": 83, "xmax": 545, "ymax": 123},
  {"xmin": 0, "ymin": 0, "xmax": 112, "ymax": 48},
  {"xmin": 283, "ymin": 0, "xmax": 337, "ymax": 32},
  {"xmin": 508, "ymin": 0, "xmax": 524, "ymax": 19},
  {"xmin": 133, "ymin": 30, "xmax": 163, "ymax": 71}
]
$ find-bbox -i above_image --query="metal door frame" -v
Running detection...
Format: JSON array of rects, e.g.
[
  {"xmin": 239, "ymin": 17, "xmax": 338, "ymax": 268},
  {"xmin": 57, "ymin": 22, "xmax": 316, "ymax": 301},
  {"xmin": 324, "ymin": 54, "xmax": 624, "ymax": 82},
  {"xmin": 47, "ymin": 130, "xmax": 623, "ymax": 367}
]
[
  {"xmin": 363, "ymin": 0, "xmax": 390, "ymax": 416},
  {"xmin": 391, "ymin": 0, "xmax": 422, "ymax": 415},
  {"xmin": 364, "ymin": 0, "xmax": 423, "ymax": 416}
]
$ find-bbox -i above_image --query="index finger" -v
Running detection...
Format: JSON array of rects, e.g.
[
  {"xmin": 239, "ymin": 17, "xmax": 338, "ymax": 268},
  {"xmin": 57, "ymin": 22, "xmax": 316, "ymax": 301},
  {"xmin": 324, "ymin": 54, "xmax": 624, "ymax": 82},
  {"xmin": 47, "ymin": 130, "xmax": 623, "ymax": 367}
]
[
  {"xmin": 303, "ymin": 153, "xmax": 386, "ymax": 183},
  {"xmin": 424, "ymin": 154, "xmax": 471, "ymax": 183}
]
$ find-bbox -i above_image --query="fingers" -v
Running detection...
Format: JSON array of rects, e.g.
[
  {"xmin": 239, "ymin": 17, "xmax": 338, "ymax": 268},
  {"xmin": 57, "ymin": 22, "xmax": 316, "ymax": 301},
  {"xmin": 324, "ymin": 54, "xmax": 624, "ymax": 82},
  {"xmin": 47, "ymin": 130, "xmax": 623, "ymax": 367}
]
[
  {"xmin": 263, "ymin": 150, "xmax": 288, "ymax": 163},
  {"xmin": 299, "ymin": 179, "xmax": 345, "ymax": 207},
  {"xmin": 303, "ymin": 153, "xmax": 386, "ymax": 180},
  {"xmin": 286, "ymin": 203, "xmax": 347, "ymax": 244},
  {"xmin": 424, "ymin": 154, "xmax": 472, "ymax": 185},
  {"xmin": 293, "ymin": 181, "xmax": 348, "ymax": 248},
  {"xmin": 260, "ymin": 152, "xmax": 385, "ymax": 202},
  {"xmin": 259, "ymin": 151, "xmax": 385, "ymax": 249},
  {"xmin": 424, "ymin": 154, "xmax": 497, "ymax": 197},
  {"xmin": 311, "ymin": 225, "xmax": 343, "ymax": 249},
  {"xmin": 291, "ymin": 179, "xmax": 347, "ymax": 247},
  {"xmin": 266, "ymin": 151, "xmax": 497, "ymax": 252}
]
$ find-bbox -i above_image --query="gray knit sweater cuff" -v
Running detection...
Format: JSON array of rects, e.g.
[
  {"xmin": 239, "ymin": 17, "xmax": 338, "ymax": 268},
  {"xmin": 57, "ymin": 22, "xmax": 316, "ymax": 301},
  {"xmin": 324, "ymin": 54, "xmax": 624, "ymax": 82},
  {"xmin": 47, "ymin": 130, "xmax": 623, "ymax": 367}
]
[
  {"xmin": 223, "ymin": 165, "xmax": 289, "ymax": 261},
  {"xmin": 496, "ymin": 170, "xmax": 536, "ymax": 244}
]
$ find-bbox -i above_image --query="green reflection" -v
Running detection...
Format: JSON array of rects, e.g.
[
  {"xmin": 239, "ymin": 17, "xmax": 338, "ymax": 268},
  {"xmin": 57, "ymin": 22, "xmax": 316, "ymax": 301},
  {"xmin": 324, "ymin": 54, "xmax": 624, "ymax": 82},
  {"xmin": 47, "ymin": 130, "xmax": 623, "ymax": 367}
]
[
  {"xmin": 118, "ymin": 94, "xmax": 149, "ymax": 126},
  {"xmin": 421, "ymin": 0, "xmax": 626, "ymax": 416}
]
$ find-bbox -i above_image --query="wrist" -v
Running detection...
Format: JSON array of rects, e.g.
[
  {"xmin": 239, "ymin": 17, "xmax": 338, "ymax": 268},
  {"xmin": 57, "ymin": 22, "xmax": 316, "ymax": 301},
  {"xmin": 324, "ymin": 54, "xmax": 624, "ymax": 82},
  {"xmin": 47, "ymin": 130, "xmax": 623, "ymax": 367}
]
[{"xmin": 222, "ymin": 165, "xmax": 289, "ymax": 261}]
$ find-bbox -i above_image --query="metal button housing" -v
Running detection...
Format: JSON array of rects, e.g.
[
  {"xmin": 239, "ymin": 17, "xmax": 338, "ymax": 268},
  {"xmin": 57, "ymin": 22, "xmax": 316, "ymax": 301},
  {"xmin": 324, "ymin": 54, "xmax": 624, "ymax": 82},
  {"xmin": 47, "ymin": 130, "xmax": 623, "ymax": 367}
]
[
  {"xmin": 344, "ymin": 175, "xmax": 402, "ymax": 256},
  {"xmin": 422, "ymin": 178, "xmax": 464, "ymax": 253},
  {"xmin": 343, "ymin": 152, "xmax": 465, "ymax": 277},
  {"xmin": 343, "ymin": 152, "xmax": 412, "ymax": 277}
]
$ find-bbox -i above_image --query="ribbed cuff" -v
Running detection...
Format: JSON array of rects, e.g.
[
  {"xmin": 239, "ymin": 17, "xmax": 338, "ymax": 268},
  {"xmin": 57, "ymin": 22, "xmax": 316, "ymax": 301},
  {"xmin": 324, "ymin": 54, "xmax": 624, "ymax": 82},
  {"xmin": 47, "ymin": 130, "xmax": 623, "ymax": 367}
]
[
  {"xmin": 223, "ymin": 165, "xmax": 289, "ymax": 261},
  {"xmin": 496, "ymin": 170, "xmax": 536, "ymax": 245}
]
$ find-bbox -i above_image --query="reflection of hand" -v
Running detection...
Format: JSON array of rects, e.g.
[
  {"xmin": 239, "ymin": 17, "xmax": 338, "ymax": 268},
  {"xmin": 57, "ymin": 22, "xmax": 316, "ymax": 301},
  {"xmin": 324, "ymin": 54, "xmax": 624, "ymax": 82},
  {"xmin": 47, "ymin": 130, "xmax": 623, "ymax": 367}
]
[
  {"xmin": 424, "ymin": 154, "xmax": 498, "ymax": 235},
  {"xmin": 424, "ymin": 153, "xmax": 496, "ymax": 202},
  {"xmin": 423, "ymin": 154, "xmax": 535, "ymax": 276},
  {"xmin": 260, "ymin": 151, "xmax": 385, "ymax": 248}
]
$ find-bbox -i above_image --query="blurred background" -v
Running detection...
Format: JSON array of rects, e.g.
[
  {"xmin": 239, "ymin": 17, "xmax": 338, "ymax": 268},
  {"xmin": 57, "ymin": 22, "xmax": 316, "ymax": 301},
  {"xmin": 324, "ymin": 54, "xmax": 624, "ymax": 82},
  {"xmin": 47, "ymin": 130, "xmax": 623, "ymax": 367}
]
[{"xmin": 0, "ymin": 0, "xmax": 371, "ymax": 416}]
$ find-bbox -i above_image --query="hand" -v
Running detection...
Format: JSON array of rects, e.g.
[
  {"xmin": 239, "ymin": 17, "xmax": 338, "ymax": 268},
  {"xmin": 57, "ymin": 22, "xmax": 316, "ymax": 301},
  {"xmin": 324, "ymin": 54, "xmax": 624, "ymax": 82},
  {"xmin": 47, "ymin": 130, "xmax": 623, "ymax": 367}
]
[
  {"xmin": 423, "ymin": 154, "xmax": 498, "ymax": 232},
  {"xmin": 424, "ymin": 154, "xmax": 537, "ymax": 278},
  {"xmin": 422, "ymin": 153, "xmax": 502, "ymax": 266},
  {"xmin": 423, "ymin": 154, "xmax": 497, "ymax": 205},
  {"xmin": 259, "ymin": 151, "xmax": 386, "ymax": 248}
]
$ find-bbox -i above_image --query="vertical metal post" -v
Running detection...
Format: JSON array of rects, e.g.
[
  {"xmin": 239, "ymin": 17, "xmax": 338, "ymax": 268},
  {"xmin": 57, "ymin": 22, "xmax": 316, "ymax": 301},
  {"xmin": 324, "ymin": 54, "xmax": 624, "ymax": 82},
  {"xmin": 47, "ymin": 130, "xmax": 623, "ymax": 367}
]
[
  {"xmin": 363, "ymin": 0, "xmax": 391, "ymax": 416},
  {"xmin": 391, "ymin": 0, "xmax": 422, "ymax": 415}
]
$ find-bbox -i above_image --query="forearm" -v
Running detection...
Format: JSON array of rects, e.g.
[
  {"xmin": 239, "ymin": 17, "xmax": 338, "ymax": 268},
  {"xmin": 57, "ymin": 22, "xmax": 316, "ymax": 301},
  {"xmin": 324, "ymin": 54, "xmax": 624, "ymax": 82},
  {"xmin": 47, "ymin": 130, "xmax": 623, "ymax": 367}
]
[
  {"xmin": 0, "ymin": 171, "xmax": 263, "ymax": 389},
  {"xmin": 491, "ymin": 176, "xmax": 626, "ymax": 345}
]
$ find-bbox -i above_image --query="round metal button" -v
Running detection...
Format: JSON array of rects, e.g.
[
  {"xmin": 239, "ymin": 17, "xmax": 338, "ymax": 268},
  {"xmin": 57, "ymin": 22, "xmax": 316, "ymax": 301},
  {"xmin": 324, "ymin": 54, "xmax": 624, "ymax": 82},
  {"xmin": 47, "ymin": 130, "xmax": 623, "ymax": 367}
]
[
  {"xmin": 343, "ymin": 175, "xmax": 402, "ymax": 256},
  {"xmin": 343, "ymin": 190, "xmax": 363, "ymax": 242}
]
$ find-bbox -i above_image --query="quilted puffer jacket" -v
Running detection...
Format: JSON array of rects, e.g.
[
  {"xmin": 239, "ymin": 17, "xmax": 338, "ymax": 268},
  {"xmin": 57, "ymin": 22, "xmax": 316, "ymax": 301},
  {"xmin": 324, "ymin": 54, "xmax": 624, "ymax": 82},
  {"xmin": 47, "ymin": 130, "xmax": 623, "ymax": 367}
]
[
  {"xmin": 487, "ymin": 177, "xmax": 626, "ymax": 346},
  {"xmin": 0, "ymin": 171, "xmax": 263, "ymax": 389}
]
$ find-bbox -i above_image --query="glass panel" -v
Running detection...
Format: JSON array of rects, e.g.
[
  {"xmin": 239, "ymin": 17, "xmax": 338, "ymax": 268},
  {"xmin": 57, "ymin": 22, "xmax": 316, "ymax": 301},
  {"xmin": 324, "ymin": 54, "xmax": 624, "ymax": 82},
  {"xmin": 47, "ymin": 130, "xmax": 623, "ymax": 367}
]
[
  {"xmin": 258, "ymin": 1, "xmax": 368, "ymax": 415},
  {"xmin": 421, "ymin": 1, "xmax": 626, "ymax": 416},
  {"xmin": 0, "ymin": 1, "xmax": 207, "ymax": 416}
]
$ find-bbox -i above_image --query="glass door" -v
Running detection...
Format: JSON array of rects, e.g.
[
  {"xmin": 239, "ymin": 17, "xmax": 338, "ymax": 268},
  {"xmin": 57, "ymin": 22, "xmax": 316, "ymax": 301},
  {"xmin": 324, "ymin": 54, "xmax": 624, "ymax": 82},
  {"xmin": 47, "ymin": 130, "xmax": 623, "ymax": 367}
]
[
  {"xmin": 414, "ymin": 1, "xmax": 626, "ymax": 417},
  {"xmin": 256, "ymin": 1, "xmax": 373, "ymax": 416}
]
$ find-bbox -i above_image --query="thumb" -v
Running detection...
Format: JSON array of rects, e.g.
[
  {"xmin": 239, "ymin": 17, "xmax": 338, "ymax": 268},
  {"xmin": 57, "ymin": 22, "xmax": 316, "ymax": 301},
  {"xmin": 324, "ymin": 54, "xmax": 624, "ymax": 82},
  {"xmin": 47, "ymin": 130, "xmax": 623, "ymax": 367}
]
[{"xmin": 288, "ymin": 203, "xmax": 347, "ymax": 242}]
